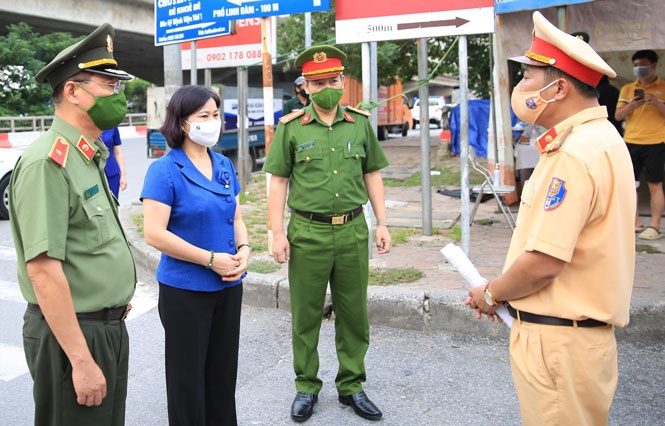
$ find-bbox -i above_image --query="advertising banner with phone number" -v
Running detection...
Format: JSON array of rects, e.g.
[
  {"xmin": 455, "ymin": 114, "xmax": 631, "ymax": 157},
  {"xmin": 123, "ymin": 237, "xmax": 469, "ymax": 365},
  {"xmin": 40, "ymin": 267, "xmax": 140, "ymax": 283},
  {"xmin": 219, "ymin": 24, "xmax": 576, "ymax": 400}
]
[{"xmin": 180, "ymin": 18, "xmax": 273, "ymax": 69}]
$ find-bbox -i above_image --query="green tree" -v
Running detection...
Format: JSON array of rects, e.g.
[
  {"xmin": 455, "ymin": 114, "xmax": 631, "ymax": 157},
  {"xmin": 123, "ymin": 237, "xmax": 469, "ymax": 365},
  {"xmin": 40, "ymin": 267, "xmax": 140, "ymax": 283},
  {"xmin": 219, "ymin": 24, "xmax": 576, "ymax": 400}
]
[
  {"xmin": 124, "ymin": 78, "xmax": 153, "ymax": 113},
  {"xmin": 276, "ymin": 0, "xmax": 495, "ymax": 97},
  {"xmin": 0, "ymin": 22, "xmax": 83, "ymax": 116}
]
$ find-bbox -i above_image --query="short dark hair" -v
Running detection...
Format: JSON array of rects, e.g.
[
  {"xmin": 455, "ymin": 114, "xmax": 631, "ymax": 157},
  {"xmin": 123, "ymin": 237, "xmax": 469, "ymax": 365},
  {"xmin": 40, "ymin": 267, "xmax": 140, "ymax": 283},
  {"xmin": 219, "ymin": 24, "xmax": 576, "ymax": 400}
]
[
  {"xmin": 52, "ymin": 71, "xmax": 94, "ymax": 104},
  {"xmin": 632, "ymin": 50, "xmax": 658, "ymax": 64},
  {"xmin": 160, "ymin": 85, "xmax": 221, "ymax": 148},
  {"xmin": 543, "ymin": 66, "xmax": 598, "ymax": 99}
]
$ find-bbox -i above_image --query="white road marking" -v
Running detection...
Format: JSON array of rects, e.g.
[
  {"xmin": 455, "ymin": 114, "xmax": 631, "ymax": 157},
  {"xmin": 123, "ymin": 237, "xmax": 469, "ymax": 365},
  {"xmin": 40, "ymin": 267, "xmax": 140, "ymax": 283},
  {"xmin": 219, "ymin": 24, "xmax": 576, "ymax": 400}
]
[{"xmin": 0, "ymin": 343, "xmax": 28, "ymax": 382}]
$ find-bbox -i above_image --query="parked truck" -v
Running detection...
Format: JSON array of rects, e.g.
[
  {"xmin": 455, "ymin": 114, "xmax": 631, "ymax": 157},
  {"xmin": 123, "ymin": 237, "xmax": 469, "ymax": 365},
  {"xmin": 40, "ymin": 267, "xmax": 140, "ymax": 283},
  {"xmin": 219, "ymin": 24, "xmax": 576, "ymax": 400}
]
[
  {"xmin": 146, "ymin": 86, "xmax": 281, "ymax": 171},
  {"xmin": 340, "ymin": 78, "xmax": 412, "ymax": 140}
]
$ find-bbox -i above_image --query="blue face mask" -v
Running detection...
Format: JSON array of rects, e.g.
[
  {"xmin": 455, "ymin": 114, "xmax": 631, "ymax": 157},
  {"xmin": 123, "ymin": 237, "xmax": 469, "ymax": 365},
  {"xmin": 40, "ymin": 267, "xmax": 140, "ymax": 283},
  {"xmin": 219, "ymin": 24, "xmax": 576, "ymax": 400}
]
[{"xmin": 633, "ymin": 66, "xmax": 651, "ymax": 79}]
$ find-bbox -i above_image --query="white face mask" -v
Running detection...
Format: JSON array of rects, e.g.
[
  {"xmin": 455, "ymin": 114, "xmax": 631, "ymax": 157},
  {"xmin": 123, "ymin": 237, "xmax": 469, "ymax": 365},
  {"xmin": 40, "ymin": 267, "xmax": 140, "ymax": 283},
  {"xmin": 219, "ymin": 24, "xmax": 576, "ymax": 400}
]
[{"xmin": 185, "ymin": 119, "xmax": 221, "ymax": 147}]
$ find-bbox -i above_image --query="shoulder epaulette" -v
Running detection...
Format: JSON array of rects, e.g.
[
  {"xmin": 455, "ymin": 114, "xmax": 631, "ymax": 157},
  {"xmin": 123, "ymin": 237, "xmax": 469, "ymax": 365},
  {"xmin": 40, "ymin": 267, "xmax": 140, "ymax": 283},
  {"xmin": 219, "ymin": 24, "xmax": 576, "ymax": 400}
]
[
  {"xmin": 279, "ymin": 109, "xmax": 305, "ymax": 124},
  {"xmin": 345, "ymin": 106, "xmax": 372, "ymax": 118},
  {"xmin": 48, "ymin": 137, "xmax": 70, "ymax": 167},
  {"xmin": 536, "ymin": 125, "xmax": 573, "ymax": 153}
]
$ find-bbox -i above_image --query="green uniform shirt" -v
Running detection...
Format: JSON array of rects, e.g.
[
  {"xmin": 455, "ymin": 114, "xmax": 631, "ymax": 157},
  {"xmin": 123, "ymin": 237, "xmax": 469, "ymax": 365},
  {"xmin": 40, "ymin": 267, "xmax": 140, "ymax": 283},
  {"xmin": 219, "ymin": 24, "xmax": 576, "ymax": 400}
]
[
  {"xmin": 9, "ymin": 117, "xmax": 136, "ymax": 312},
  {"xmin": 263, "ymin": 104, "xmax": 389, "ymax": 213},
  {"xmin": 282, "ymin": 96, "xmax": 309, "ymax": 115}
]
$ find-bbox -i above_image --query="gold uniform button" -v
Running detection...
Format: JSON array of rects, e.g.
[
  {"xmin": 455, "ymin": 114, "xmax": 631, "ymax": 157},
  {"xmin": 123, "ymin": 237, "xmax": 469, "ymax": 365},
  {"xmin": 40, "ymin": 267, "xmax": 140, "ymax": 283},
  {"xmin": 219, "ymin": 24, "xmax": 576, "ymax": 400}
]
[
  {"xmin": 331, "ymin": 147, "xmax": 335, "ymax": 152},
  {"xmin": 306, "ymin": 156, "xmax": 310, "ymax": 161},
  {"xmin": 355, "ymin": 153, "xmax": 359, "ymax": 159},
  {"xmin": 97, "ymin": 206, "xmax": 102, "ymax": 212},
  {"xmin": 335, "ymin": 193, "xmax": 339, "ymax": 197},
  {"xmin": 333, "ymin": 170, "xmax": 338, "ymax": 174}
]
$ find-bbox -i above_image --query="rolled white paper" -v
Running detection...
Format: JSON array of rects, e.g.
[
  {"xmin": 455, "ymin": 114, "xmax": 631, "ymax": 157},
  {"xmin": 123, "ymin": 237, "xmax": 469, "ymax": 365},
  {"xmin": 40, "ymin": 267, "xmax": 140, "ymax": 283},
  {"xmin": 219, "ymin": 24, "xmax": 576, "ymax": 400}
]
[{"xmin": 441, "ymin": 243, "xmax": 513, "ymax": 327}]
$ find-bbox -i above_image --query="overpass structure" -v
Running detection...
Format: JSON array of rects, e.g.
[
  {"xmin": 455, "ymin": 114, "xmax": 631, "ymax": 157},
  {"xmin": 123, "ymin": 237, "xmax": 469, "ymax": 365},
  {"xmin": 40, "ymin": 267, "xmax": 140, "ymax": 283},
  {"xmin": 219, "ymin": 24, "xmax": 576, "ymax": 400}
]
[{"xmin": 0, "ymin": 0, "xmax": 167, "ymax": 84}]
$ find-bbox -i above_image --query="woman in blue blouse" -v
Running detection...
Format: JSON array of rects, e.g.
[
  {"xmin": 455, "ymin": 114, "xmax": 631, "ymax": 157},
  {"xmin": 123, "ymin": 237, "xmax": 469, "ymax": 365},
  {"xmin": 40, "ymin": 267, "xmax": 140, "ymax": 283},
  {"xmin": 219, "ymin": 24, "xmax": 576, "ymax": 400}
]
[{"xmin": 141, "ymin": 85, "xmax": 250, "ymax": 426}]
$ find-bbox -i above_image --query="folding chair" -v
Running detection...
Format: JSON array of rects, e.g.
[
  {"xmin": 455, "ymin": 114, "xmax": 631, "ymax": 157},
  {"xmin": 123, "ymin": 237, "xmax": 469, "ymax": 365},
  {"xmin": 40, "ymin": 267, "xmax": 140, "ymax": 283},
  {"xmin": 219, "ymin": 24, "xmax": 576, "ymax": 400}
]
[{"xmin": 469, "ymin": 148, "xmax": 516, "ymax": 230}]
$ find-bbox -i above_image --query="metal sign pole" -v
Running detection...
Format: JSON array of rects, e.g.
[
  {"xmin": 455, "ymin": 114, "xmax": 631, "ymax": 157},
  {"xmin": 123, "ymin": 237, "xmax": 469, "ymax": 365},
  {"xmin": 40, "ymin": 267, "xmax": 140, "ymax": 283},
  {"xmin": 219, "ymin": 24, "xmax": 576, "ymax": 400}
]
[
  {"xmin": 418, "ymin": 37, "xmax": 433, "ymax": 236},
  {"xmin": 459, "ymin": 35, "xmax": 471, "ymax": 256}
]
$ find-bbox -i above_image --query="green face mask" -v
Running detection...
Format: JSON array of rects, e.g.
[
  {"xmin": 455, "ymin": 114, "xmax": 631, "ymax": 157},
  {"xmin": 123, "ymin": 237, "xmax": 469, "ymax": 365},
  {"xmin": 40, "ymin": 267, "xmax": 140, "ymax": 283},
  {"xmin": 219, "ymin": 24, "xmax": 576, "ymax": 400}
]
[
  {"xmin": 77, "ymin": 86, "xmax": 128, "ymax": 130},
  {"xmin": 310, "ymin": 87, "xmax": 343, "ymax": 110}
]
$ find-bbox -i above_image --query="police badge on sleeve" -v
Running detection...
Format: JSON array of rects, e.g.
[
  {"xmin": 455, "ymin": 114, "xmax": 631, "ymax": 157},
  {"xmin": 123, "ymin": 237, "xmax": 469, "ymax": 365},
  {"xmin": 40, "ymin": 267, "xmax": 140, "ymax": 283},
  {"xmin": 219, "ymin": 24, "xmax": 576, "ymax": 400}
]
[{"xmin": 544, "ymin": 177, "xmax": 566, "ymax": 210}]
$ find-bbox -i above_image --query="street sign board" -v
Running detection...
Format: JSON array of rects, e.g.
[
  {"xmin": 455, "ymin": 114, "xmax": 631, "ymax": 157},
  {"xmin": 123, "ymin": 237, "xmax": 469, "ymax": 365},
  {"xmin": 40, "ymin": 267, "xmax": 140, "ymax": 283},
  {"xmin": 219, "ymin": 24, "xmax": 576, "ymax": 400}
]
[
  {"xmin": 207, "ymin": 0, "xmax": 330, "ymax": 20},
  {"xmin": 335, "ymin": 0, "xmax": 494, "ymax": 44},
  {"xmin": 496, "ymin": 0, "xmax": 594, "ymax": 15},
  {"xmin": 180, "ymin": 18, "xmax": 274, "ymax": 69},
  {"xmin": 155, "ymin": 0, "xmax": 233, "ymax": 46}
]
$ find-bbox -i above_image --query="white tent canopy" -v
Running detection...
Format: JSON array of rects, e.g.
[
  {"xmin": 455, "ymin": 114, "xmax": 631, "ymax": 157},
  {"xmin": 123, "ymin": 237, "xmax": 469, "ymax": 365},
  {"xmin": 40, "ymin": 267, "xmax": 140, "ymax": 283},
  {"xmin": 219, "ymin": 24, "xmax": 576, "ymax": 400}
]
[{"xmin": 501, "ymin": 0, "xmax": 665, "ymax": 86}]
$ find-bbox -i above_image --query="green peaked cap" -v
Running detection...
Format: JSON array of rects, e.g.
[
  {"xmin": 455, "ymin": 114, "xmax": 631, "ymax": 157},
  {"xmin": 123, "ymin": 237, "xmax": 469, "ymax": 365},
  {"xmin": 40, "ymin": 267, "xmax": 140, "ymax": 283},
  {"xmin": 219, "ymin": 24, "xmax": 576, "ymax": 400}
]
[{"xmin": 35, "ymin": 23, "xmax": 132, "ymax": 89}]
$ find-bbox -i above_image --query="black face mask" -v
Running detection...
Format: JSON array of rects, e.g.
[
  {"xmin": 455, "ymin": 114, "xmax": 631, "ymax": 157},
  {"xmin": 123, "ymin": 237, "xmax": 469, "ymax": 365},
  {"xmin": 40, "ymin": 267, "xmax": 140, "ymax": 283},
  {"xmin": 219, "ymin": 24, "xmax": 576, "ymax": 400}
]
[{"xmin": 298, "ymin": 88, "xmax": 309, "ymax": 99}]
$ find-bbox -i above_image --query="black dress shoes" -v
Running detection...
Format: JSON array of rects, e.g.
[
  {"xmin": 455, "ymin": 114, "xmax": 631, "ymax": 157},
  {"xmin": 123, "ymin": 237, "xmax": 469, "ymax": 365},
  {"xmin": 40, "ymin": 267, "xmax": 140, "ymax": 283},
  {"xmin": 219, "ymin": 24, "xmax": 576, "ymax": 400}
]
[
  {"xmin": 338, "ymin": 391, "xmax": 383, "ymax": 420},
  {"xmin": 291, "ymin": 392, "xmax": 318, "ymax": 422}
]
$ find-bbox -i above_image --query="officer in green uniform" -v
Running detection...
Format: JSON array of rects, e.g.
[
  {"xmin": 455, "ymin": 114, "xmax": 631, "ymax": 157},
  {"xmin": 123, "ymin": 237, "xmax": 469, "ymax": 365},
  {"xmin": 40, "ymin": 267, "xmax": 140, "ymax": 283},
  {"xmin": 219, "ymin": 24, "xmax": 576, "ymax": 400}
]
[
  {"xmin": 282, "ymin": 76, "xmax": 310, "ymax": 116},
  {"xmin": 9, "ymin": 23, "xmax": 136, "ymax": 426},
  {"xmin": 263, "ymin": 45, "xmax": 392, "ymax": 423}
]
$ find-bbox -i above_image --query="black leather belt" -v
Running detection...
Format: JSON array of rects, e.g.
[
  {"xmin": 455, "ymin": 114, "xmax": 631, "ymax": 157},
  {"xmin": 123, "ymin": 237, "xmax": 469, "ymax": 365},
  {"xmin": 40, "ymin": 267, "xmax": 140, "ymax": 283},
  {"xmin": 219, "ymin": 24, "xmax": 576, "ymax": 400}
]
[
  {"xmin": 294, "ymin": 206, "xmax": 364, "ymax": 225},
  {"xmin": 28, "ymin": 303, "xmax": 132, "ymax": 321},
  {"xmin": 505, "ymin": 303, "xmax": 608, "ymax": 328}
]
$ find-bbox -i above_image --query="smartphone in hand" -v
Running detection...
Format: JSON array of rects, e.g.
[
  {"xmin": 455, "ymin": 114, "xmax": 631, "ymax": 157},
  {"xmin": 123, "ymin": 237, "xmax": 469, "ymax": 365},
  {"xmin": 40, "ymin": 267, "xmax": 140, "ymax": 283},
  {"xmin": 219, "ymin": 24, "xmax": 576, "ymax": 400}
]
[{"xmin": 635, "ymin": 89, "xmax": 645, "ymax": 100}]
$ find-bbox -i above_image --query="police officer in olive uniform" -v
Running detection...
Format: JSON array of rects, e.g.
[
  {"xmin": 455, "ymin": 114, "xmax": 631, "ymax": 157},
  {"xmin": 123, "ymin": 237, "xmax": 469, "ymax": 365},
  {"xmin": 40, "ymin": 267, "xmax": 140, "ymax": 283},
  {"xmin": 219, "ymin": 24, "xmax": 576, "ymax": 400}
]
[
  {"xmin": 9, "ymin": 23, "xmax": 136, "ymax": 426},
  {"xmin": 282, "ymin": 76, "xmax": 310, "ymax": 116},
  {"xmin": 466, "ymin": 12, "xmax": 635, "ymax": 426},
  {"xmin": 263, "ymin": 45, "xmax": 392, "ymax": 423}
]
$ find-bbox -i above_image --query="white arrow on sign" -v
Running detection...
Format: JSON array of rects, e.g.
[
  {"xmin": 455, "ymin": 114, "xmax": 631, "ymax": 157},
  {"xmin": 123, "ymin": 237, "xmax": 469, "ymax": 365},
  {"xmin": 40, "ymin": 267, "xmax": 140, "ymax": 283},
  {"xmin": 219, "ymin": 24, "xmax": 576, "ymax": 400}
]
[
  {"xmin": 166, "ymin": 22, "xmax": 217, "ymax": 34},
  {"xmin": 227, "ymin": 0, "xmax": 264, "ymax": 6}
]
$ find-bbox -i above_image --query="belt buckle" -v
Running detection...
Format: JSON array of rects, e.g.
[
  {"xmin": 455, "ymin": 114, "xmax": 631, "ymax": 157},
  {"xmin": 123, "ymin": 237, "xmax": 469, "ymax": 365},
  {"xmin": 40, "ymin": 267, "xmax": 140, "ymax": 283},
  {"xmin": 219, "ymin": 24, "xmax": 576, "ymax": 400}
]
[
  {"xmin": 331, "ymin": 215, "xmax": 345, "ymax": 225},
  {"xmin": 121, "ymin": 303, "xmax": 132, "ymax": 321}
]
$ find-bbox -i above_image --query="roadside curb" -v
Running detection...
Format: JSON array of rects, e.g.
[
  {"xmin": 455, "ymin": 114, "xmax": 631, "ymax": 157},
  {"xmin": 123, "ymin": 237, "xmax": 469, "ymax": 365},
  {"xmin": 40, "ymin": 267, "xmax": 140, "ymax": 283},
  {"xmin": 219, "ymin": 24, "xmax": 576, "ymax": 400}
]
[{"xmin": 119, "ymin": 203, "xmax": 665, "ymax": 343}]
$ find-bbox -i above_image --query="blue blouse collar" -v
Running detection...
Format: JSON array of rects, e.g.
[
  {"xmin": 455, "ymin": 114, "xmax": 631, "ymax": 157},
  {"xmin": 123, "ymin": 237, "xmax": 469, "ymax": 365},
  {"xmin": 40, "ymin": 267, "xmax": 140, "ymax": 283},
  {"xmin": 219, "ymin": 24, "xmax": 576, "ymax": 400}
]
[{"xmin": 169, "ymin": 147, "xmax": 232, "ymax": 195}]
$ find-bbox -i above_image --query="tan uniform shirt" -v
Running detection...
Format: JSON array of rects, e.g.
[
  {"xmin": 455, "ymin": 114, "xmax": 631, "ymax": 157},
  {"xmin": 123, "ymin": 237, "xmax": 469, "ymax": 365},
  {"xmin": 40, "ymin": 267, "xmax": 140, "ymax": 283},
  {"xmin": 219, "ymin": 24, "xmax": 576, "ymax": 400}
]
[{"xmin": 505, "ymin": 107, "xmax": 635, "ymax": 326}]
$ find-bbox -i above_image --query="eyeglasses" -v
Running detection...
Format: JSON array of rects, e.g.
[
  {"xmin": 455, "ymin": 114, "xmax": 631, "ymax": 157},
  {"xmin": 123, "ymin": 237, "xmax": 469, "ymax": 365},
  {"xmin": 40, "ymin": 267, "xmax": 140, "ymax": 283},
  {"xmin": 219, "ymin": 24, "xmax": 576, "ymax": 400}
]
[{"xmin": 73, "ymin": 80, "xmax": 125, "ymax": 94}]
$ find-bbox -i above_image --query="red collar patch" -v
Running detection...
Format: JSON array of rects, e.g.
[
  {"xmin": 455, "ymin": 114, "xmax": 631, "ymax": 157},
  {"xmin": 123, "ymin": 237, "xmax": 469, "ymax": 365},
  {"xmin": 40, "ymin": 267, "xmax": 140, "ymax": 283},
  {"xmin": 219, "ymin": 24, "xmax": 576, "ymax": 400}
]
[
  {"xmin": 301, "ymin": 113, "xmax": 312, "ymax": 125},
  {"xmin": 536, "ymin": 126, "xmax": 572, "ymax": 153},
  {"xmin": 343, "ymin": 112, "xmax": 355, "ymax": 123},
  {"xmin": 76, "ymin": 136, "xmax": 95, "ymax": 161}
]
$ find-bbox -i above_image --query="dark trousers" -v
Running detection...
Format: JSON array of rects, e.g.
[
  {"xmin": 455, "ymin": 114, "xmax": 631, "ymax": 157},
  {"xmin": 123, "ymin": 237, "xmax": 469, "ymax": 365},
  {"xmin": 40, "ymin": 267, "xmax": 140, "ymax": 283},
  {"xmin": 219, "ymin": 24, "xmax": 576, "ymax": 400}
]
[
  {"xmin": 22, "ymin": 308, "xmax": 129, "ymax": 426},
  {"xmin": 158, "ymin": 282, "xmax": 243, "ymax": 426}
]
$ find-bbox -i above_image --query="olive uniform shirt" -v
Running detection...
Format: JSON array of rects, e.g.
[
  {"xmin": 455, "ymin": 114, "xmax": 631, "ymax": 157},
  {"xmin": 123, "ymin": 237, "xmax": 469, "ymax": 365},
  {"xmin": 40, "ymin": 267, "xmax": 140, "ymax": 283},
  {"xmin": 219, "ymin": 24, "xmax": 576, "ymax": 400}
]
[
  {"xmin": 505, "ymin": 107, "xmax": 635, "ymax": 327},
  {"xmin": 10, "ymin": 117, "xmax": 136, "ymax": 312},
  {"xmin": 263, "ymin": 104, "xmax": 389, "ymax": 213}
]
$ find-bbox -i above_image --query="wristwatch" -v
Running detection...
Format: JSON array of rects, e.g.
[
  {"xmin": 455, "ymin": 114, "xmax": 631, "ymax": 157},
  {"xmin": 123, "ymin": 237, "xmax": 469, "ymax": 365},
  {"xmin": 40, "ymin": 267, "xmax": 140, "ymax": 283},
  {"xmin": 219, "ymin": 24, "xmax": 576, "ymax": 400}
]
[{"xmin": 484, "ymin": 281, "xmax": 497, "ymax": 306}]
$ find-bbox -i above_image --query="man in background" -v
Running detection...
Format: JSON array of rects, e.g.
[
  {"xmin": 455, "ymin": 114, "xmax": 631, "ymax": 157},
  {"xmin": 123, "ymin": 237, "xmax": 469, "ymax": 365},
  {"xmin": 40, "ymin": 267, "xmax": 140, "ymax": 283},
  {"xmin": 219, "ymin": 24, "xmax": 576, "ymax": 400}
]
[
  {"xmin": 282, "ymin": 76, "xmax": 310, "ymax": 116},
  {"xmin": 616, "ymin": 49, "xmax": 665, "ymax": 240}
]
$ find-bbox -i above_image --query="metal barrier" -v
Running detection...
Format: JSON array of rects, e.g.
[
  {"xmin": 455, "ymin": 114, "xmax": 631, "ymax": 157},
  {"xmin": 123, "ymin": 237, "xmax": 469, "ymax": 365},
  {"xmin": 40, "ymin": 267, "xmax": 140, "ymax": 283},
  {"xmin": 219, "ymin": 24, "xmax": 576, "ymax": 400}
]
[{"xmin": 0, "ymin": 113, "xmax": 147, "ymax": 133}]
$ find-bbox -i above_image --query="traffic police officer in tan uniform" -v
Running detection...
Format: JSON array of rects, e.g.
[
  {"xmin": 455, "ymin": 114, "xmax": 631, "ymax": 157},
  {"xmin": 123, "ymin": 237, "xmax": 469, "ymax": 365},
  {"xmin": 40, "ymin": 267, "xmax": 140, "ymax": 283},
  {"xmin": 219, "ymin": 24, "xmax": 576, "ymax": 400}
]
[
  {"xmin": 263, "ymin": 45, "xmax": 391, "ymax": 422},
  {"xmin": 466, "ymin": 12, "xmax": 635, "ymax": 426},
  {"xmin": 9, "ymin": 23, "xmax": 136, "ymax": 426}
]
